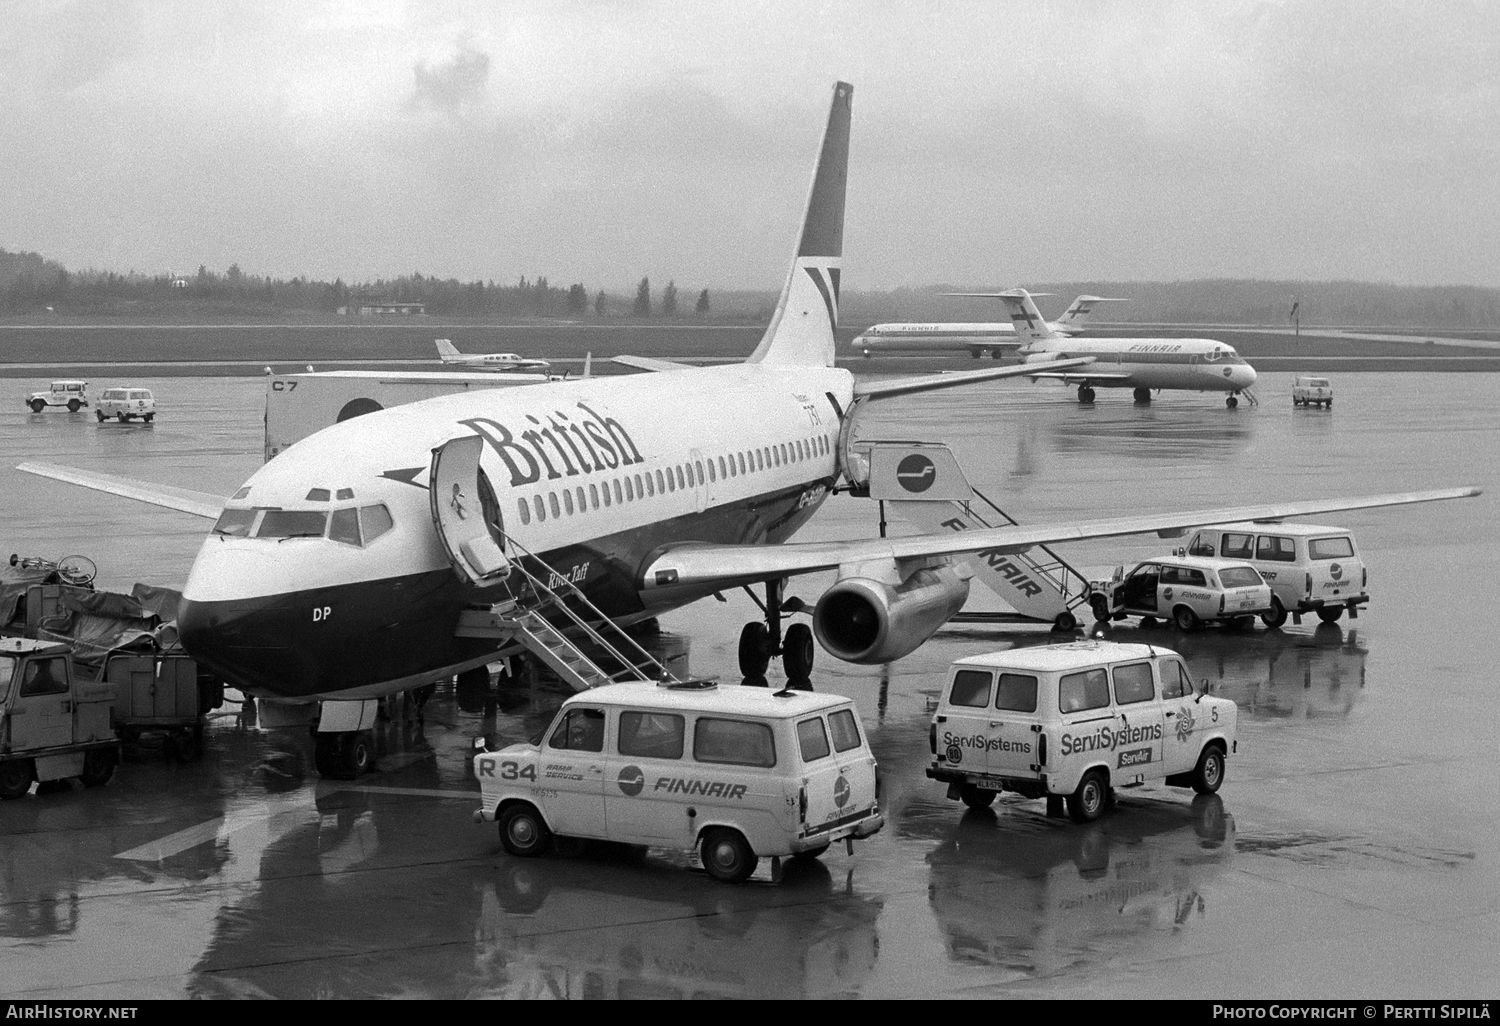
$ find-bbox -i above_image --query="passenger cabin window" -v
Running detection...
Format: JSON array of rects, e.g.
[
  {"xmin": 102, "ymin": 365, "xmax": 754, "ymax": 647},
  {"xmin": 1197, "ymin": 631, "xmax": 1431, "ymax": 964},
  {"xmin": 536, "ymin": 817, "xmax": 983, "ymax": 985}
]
[
  {"xmin": 949, "ymin": 669, "xmax": 992, "ymax": 707},
  {"xmin": 563, "ymin": 489, "xmax": 574, "ymax": 515},
  {"xmin": 533, "ymin": 496, "xmax": 546, "ymax": 522},
  {"xmin": 694, "ymin": 718, "xmax": 775, "ymax": 768},
  {"xmin": 995, "ymin": 673, "xmax": 1038, "ymax": 713},
  {"xmin": 549, "ymin": 708, "xmax": 605, "ymax": 753},
  {"xmin": 1059, "ymin": 668, "xmax": 1111, "ymax": 713},
  {"xmin": 517, "ymin": 498, "xmax": 531, "ymax": 524},
  {"xmin": 1310, "ymin": 536, "xmax": 1354, "ymax": 559},
  {"xmin": 797, "ymin": 717, "xmax": 831, "ymax": 761},
  {"xmin": 829, "ymin": 709, "xmax": 861, "ymax": 752},
  {"xmin": 1221, "ymin": 533, "xmax": 1254, "ymax": 559},
  {"xmin": 549, "ymin": 494, "xmax": 561, "ymax": 518},
  {"xmin": 617, "ymin": 712, "xmax": 684, "ymax": 760},
  {"xmin": 1256, "ymin": 535, "xmax": 1297, "ymax": 562},
  {"xmin": 1112, "ymin": 663, "xmax": 1155, "ymax": 705},
  {"xmin": 1161, "ymin": 660, "xmax": 1193, "ymax": 700}
]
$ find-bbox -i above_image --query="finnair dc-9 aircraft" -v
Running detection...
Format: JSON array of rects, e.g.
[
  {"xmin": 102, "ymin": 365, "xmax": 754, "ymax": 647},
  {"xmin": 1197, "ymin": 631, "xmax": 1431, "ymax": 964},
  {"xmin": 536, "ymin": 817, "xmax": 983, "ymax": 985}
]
[{"xmin": 21, "ymin": 82, "xmax": 1476, "ymax": 777}]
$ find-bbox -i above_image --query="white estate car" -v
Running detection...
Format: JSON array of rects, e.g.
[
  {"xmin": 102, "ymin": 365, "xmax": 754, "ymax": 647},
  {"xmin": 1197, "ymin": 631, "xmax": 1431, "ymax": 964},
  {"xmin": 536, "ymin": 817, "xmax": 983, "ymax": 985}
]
[
  {"xmin": 1292, "ymin": 375, "xmax": 1333, "ymax": 408},
  {"xmin": 926, "ymin": 641, "xmax": 1238, "ymax": 822},
  {"xmin": 473, "ymin": 681, "xmax": 884, "ymax": 883},
  {"xmin": 1087, "ymin": 555, "xmax": 1274, "ymax": 630},
  {"xmin": 25, "ymin": 380, "xmax": 89, "ymax": 413},
  {"xmin": 96, "ymin": 387, "xmax": 156, "ymax": 423},
  {"xmin": 1183, "ymin": 521, "xmax": 1367, "ymax": 626}
]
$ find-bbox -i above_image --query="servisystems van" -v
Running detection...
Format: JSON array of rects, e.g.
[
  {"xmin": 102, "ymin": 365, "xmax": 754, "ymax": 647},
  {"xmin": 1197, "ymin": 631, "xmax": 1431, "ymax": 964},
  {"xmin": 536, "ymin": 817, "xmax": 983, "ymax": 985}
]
[
  {"xmin": 1183, "ymin": 521, "xmax": 1367, "ymax": 626},
  {"xmin": 473, "ymin": 681, "xmax": 884, "ymax": 883},
  {"xmin": 927, "ymin": 641, "xmax": 1237, "ymax": 822}
]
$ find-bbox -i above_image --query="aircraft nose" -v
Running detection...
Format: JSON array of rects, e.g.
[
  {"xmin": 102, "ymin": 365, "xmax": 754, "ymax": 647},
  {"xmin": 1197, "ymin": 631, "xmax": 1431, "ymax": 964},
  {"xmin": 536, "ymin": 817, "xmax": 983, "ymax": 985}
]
[
  {"xmin": 1238, "ymin": 364, "xmax": 1258, "ymax": 387},
  {"xmin": 179, "ymin": 593, "xmax": 314, "ymax": 698}
]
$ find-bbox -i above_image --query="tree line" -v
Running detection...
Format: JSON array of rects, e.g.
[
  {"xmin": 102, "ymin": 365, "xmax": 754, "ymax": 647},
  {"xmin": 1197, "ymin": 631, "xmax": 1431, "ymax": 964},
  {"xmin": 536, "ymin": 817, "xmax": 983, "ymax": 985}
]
[{"xmin": 0, "ymin": 249, "xmax": 714, "ymax": 320}]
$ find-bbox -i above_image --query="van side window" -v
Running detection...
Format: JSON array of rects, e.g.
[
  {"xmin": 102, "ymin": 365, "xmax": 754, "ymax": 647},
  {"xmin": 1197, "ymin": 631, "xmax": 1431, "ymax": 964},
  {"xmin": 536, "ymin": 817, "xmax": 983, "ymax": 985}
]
[
  {"xmin": 549, "ymin": 709, "xmax": 605, "ymax": 753},
  {"xmin": 1161, "ymin": 660, "xmax": 1193, "ymax": 700},
  {"xmin": 797, "ymin": 717, "xmax": 831, "ymax": 761},
  {"xmin": 1256, "ymin": 535, "xmax": 1296, "ymax": 561},
  {"xmin": 829, "ymin": 709, "xmax": 862, "ymax": 752},
  {"xmin": 995, "ymin": 673, "xmax": 1038, "ymax": 713},
  {"xmin": 694, "ymin": 718, "xmax": 775, "ymax": 768},
  {"xmin": 1221, "ymin": 533, "xmax": 1254, "ymax": 559},
  {"xmin": 1059, "ymin": 668, "xmax": 1110, "ymax": 713},
  {"xmin": 949, "ymin": 669, "xmax": 992, "ymax": 708},
  {"xmin": 1309, "ymin": 536, "xmax": 1354, "ymax": 559},
  {"xmin": 1112, "ymin": 663, "xmax": 1155, "ymax": 705},
  {"xmin": 618, "ymin": 711, "xmax": 684, "ymax": 760}
]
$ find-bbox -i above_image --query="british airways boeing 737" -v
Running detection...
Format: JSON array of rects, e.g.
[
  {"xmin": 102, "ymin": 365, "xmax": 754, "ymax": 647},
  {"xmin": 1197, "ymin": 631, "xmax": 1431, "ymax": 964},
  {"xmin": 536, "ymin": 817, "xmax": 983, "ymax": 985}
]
[{"xmin": 20, "ymin": 83, "xmax": 1476, "ymax": 777}]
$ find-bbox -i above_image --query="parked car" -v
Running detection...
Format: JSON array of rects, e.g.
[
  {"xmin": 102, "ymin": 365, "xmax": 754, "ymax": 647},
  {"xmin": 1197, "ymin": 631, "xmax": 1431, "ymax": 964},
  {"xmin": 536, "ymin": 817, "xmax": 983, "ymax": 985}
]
[
  {"xmin": 1182, "ymin": 521, "xmax": 1367, "ymax": 626},
  {"xmin": 1292, "ymin": 375, "xmax": 1333, "ymax": 408},
  {"xmin": 926, "ymin": 641, "xmax": 1238, "ymax": 822},
  {"xmin": 1087, "ymin": 555, "xmax": 1274, "ymax": 630},
  {"xmin": 96, "ymin": 387, "xmax": 156, "ymax": 423},
  {"xmin": 25, "ymin": 380, "xmax": 89, "ymax": 413}
]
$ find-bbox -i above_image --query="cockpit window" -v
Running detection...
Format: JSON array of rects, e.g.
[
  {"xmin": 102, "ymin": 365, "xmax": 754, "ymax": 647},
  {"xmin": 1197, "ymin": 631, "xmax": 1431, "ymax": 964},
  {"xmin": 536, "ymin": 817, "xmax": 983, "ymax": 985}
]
[
  {"xmin": 212, "ymin": 508, "xmax": 258, "ymax": 537},
  {"xmin": 306, "ymin": 488, "xmax": 331, "ymax": 502},
  {"xmin": 257, "ymin": 510, "xmax": 328, "ymax": 539},
  {"xmin": 328, "ymin": 507, "xmax": 361, "ymax": 546},
  {"xmin": 360, "ymin": 504, "xmax": 394, "ymax": 543}
]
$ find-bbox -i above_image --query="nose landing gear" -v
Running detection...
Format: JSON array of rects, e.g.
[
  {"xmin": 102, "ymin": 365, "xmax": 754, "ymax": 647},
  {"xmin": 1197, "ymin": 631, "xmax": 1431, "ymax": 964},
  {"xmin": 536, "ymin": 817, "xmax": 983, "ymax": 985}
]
[
  {"xmin": 737, "ymin": 579, "xmax": 814, "ymax": 686},
  {"xmin": 1226, "ymin": 394, "xmax": 1239, "ymax": 408}
]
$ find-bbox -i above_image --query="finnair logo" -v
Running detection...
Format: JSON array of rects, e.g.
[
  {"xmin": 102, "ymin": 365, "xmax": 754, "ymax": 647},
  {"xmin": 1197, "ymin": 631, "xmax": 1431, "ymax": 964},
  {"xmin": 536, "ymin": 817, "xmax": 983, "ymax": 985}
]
[
  {"xmin": 802, "ymin": 262, "xmax": 840, "ymax": 328},
  {"xmin": 896, "ymin": 454, "xmax": 936, "ymax": 493}
]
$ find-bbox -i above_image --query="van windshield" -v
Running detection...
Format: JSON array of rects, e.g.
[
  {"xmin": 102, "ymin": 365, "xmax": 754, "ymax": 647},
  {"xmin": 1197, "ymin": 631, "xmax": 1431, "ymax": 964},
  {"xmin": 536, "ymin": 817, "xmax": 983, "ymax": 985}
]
[
  {"xmin": 1218, "ymin": 566, "xmax": 1264, "ymax": 588},
  {"xmin": 0, "ymin": 658, "xmax": 12, "ymax": 702},
  {"xmin": 1309, "ymin": 537, "xmax": 1354, "ymax": 559}
]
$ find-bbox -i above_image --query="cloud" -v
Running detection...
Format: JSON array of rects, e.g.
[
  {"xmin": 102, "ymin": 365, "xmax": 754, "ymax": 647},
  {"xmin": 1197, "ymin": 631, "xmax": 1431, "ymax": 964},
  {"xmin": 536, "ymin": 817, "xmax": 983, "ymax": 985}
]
[{"xmin": 409, "ymin": 39, "xmax": 491, "ymax": 114}]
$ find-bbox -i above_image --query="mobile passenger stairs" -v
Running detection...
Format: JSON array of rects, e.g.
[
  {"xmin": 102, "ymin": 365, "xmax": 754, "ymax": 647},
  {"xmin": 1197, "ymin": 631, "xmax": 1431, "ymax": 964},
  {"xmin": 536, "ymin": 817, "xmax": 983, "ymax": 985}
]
[
  {"xmin": 431, "ymin": 435, "xmax": 687, "ymax": 693},
  {"xmin": 846, "ymin": 441, "xmax": 1094, "ymax": 631}
]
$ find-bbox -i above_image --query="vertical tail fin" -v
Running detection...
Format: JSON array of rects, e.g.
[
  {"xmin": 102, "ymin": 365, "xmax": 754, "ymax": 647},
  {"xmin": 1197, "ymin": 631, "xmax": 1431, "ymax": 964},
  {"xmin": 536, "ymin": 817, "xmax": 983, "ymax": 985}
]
[
  {"xmin": 1054, "ymin": 295, "xmax": 1128, "ymax": 334},
  {"xmin": 435, "ymin": 339, "xmax": 462, "ymax": 362},
  {"xmin": 746, "ymin": 82, "xmax": 851, "ymax": 367},
  {"xmin": 995, "ymin": 289, "xmax": 1060, "ymax": 343}
]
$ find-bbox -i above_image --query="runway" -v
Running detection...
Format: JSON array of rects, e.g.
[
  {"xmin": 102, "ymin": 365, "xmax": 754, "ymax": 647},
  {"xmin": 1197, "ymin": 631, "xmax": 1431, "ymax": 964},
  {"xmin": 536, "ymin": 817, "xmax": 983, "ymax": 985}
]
[{"xmin": 0, "ymin": 369, "xmax": 1495, "ymax": 998}]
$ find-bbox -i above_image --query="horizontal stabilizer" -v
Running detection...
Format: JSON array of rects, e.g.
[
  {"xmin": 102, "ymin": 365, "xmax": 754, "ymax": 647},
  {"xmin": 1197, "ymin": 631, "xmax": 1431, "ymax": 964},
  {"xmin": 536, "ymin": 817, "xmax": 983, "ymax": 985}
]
[
  {"xmin": 611, "ymin": 355, "xmax": 697, "ymax": 373},
  {"xmin": 18, "ymin": 462, "xmax": 224, "ymax": 519},
  {"xmin": 640, "ymin": 487, "xmax": 1481, "ymax": 592},
  {"xmin": 853, "ymin": 357, "xmax": 1094, "ymax": 399}
]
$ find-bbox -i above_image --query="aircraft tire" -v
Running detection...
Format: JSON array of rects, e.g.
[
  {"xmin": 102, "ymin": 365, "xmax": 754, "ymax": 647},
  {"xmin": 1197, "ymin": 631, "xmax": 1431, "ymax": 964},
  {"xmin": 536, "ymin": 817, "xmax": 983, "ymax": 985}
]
[
  {"xmin": 1227, "ymin": 396, "xmax": 1238, "ymax": 408},
  {"xmin": 738, "ymin": 622, "xmax": 771, "ymax": 677},
  {"xmin": 782, "ymin": 622, "xmax": 814, "ymax": 680}
]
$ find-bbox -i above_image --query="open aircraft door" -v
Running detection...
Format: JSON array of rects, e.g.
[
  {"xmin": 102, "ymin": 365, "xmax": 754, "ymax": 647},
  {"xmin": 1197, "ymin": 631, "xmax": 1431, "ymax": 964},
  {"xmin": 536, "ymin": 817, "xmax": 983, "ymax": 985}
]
[{"xmin": 430, "ymin": 434, "xmax": 512, "ymax": 586}]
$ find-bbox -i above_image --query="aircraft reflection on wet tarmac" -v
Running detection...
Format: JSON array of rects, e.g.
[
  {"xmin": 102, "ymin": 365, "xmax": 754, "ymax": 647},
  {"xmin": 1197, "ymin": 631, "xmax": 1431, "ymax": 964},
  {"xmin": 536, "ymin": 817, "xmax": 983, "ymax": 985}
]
[{"xmin": 909, "ymin": 793, "xmax": 1233, "ymax": 977}]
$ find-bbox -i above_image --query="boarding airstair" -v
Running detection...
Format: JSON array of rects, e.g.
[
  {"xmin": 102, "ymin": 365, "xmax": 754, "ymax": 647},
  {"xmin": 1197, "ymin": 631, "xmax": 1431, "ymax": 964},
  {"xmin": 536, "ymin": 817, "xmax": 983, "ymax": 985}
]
[
  {"xmin": 850, "ymin": 441, "xmax": 1094, "ymax": 629},
  {"xmin": 455, "ymin": 538, "xmax": 683, "ymax": 692}
]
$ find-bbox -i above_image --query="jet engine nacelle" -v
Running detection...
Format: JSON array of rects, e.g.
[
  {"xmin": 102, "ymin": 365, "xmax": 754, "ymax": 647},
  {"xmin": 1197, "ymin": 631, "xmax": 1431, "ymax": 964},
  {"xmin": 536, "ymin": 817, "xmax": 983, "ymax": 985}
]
[{"xmin": 812, "ymin": 559, "xmax": 972, "ymax": 664}]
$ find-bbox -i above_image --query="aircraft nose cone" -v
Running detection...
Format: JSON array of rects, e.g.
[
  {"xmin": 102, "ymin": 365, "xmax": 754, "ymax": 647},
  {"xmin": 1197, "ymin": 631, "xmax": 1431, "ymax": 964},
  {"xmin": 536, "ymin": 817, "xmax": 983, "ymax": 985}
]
[
  {"xmin": 1238, "ymin": 364, "xmax": 1258, "ymax": 387},
  {"xmin": 178, "ymin": 593, "xmax": 311, "ymax": 698}
]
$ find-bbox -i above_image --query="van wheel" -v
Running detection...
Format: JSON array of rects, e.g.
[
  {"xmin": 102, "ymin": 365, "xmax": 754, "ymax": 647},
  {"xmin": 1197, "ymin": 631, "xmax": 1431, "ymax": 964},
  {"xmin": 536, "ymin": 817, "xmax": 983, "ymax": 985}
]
[
  {"xmin": 1192, "ymin": 746, "xmax": 1225, "ymax": 794},
  {"xmin": 1173, "ymin": 605, "xmax": 1199, "ymax": 631},
  {"xmin": 117, "ymin": 413, "xmax": 128, "ymax": 422},
  {"xmin": 1067, "ymin": 770, "xmax": 1108, "ymax": 823},
  {"xmin": 1316, "ymin": 606, "xmax": 1343, "ymax": 624},
  {"xmin": 782, "ymin": 622, "xmax": 814, "ymax": 680},
  {"xmin": 96, "ymin": 410, "xmax": 106, "ymax": 422},
  {"xmin": 1089, "ymin": 595, "xmax": 1111, "ymax": 622},
  {"xmin": 0, "ymin": 759, "xmax": 33, "ymax": 799},
  {"xmin": 738, "ymin": 622, "xmax": 771, "ymax": 677},
  {"xmin": 344, "ymin": 734, "xmax": 373, "ymax": 776},
  {"xmin": 80, "ymin": 749, "xmax": 116, "ymax": 787},
  {"xmin": 1261, "ymin": 597, "xmax": 1288, "ymax": 628},
  {"xmin": 960, "ymin": 784, "xmax": 997, "ymax": 810},
  {"xmin": 67, "ymin": 399, "xmax": 81, "ymax": 412},
  {"xmin": 143, "ymin": 413, "xmax": 154, "ymax": 423},
  {"xmin": 701, "ymin": 828, "xmax": 758, "ymax": 883},
  {"xmin": 30, "ymin": 399, "xmax": 45, "ymax": 413},
  {"xmin": 498, "ymin": 803, "xmax": 553, "ymax": 857}
]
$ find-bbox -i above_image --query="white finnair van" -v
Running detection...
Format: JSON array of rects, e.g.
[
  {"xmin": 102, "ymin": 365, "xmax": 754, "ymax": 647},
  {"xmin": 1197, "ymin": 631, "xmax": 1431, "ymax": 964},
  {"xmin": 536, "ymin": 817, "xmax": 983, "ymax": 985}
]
[
  {"xmin": 473, "ymin": 682, "xmax": 884, "ymax": 883},
  {"xmin": 927, "ymin": 641, "xmax": 1237, "ymax": 822}
]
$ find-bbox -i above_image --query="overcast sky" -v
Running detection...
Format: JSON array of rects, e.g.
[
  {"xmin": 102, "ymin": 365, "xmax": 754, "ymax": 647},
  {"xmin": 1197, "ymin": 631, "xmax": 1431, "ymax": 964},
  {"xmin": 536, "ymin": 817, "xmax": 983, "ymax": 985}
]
[{"xmin": 3, "ymin": 0, "xmax": 1497, "ymax": 292}]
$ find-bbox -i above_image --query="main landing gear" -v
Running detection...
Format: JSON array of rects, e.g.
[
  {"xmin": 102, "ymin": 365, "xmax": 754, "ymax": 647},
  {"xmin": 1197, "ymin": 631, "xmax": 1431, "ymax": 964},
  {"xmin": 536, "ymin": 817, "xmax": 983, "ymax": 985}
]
[
  {"xmin": 1133, "ymin": 387, "xmax": 1152, "ymax": 405},
  {"xmin": 738, "ymin": 579, "xmax": 814, "ymax": 688},
  {"xmin": 1077, "ymin": 385, "xmax": 1096, "ymax": 404}
]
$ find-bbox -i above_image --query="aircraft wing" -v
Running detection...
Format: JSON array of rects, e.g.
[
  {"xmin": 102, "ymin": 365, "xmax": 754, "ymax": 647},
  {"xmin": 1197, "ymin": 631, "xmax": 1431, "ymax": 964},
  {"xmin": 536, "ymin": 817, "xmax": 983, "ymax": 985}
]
[
  {"xmin": 612, "ymin": 355, "xmax": 698, "ymax": 372},
  {"xmin": 640, "ymin": 487, "xmax": 1480, "ymax": 592},
  {"xmin": 853, "ymin": 357, "xmax": 1092, "ymax": 399},
  {"xmin": 1028, "ymin": 370, "xmax": 1134, "ymax": 382},
  {"xmin": 18, "ymin": 462, "xmax": 224, "ymax": 519}
]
